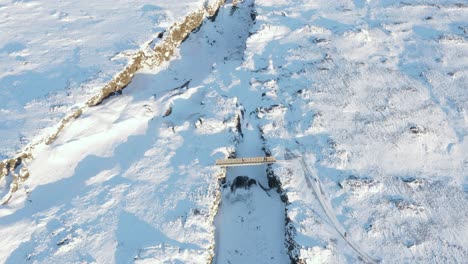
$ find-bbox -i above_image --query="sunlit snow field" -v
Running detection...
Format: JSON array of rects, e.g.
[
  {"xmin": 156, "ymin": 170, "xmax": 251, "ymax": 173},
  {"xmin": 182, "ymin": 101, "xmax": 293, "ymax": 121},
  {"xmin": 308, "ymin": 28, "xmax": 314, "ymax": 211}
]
[{"xmin": 0, "ymin": 0, "xmax": 467, "ymax": 263}]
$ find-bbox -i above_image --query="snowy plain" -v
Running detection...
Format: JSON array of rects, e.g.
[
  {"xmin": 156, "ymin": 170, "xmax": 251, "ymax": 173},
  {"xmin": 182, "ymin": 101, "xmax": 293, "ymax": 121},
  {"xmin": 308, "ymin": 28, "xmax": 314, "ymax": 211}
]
[
  {"xmin": 0, "ymin": 0, "xmax": 467, "ymax": 263},
  {"xmin": 0, "ymin": 0, "xmax": 208, "ymax": 157}
]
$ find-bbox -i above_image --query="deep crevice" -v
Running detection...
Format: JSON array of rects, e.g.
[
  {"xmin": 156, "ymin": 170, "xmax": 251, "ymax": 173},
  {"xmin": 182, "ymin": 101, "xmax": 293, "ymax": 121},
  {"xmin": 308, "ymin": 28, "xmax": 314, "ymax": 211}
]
[{"xmin": 262, "ymin": 142, "xmax": 301, "ymax": 264}]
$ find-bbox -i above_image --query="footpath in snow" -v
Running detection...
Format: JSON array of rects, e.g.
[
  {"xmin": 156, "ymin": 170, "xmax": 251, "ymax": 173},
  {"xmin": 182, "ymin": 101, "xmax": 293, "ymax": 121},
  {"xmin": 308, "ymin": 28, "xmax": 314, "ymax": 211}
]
[{"xmin": 0, "ymin": 0, "xmax": 467, "ymax": 263}]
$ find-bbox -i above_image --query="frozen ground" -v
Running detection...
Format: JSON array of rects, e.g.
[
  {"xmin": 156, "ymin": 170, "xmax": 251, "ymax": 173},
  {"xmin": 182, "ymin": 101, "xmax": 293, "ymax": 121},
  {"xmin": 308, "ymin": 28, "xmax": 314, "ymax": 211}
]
[
  {"xmin": 0, "ymin": 0, "xmax": 467, "ymax": 263},
  {"xmin": 251, "ymin": 0, "xmax": 467, "ymax": 262},
  {"xmin": 0, "ymin": 0, "xmax": 207, "ymax": 158}
]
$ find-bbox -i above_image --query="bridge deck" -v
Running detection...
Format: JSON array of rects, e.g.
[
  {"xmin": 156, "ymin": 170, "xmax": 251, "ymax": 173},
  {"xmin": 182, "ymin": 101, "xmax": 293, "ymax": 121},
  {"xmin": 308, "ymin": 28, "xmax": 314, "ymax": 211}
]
[{"xmin": 215, "ymin": 156, "xmax": 276, "ymax": 167}]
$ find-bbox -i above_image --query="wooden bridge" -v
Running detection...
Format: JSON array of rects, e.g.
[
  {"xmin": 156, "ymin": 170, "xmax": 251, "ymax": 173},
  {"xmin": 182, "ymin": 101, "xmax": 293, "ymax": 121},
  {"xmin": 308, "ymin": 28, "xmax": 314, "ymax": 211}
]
[{"xmin": 215, "ymin": 156, "xmax": 276, "ymax": 167}]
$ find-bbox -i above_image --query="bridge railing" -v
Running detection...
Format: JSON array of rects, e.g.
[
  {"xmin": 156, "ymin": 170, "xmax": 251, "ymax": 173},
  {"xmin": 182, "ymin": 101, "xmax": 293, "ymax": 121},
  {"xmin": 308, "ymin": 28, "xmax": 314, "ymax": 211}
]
[{"xmin": 215, "ymin": 156, "xmax": 276, "ymax": 167}]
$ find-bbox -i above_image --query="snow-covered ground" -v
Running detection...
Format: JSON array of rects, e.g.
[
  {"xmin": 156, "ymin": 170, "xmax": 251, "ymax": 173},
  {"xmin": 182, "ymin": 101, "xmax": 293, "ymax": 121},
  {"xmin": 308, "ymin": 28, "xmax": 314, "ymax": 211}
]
[
  {"xmin": 0, "ymin": 0, "xmax": 208, "ymax": 158},
  {"xmin": 0, "ymin": 0, "xmax": 467, "ymax": 263},
  {"xmin": 250, "ymin": 0, "xmax": 467, "ymax": 262}
]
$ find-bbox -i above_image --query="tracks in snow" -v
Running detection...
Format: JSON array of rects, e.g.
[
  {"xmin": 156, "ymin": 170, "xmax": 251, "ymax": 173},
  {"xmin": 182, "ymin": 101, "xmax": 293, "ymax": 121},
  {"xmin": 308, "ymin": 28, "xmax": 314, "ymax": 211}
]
[
  {"xmin": 1, "ymin": 0, "xmax": 380, "ymax": 262},
  {"xmin": 298, "ymin": 157, "xmax": 380, "ymax": 264}
]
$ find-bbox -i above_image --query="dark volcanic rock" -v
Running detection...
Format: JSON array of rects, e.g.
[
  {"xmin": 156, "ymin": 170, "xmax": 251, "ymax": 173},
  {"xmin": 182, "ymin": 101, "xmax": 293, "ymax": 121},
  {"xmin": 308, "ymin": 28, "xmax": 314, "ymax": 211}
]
[{"xmin": 231, "ymin": 176, "xmax": 257, "ymax": 192}]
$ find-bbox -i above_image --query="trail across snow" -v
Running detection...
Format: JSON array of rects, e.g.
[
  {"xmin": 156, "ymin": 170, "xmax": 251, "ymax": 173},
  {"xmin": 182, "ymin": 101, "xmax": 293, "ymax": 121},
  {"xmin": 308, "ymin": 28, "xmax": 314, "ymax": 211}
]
[
  {"xmin": 0, "ymin": 0, "xmax": 466, "ymax": 263},
  {"xmin": 298, "ymin": 156, "xmax": 379, "ymax": 264}
]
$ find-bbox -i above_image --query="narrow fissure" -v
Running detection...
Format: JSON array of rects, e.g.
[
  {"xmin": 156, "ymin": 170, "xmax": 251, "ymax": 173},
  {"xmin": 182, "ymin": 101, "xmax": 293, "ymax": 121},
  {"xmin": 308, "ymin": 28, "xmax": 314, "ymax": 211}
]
[
  {"xmin": 213, "ymin": 109, "xmax": 289, "ymax": 263},
  {"xmin": 208, "ymin": 1, "xmax": 298, "ymax": 262},
  {"xmin": 0, "ymin": 0, "xmax": 298, "ymax": 262},
  {"xmin": 262, "ymin": 148, "xmax": 302, "ymax": 263}
]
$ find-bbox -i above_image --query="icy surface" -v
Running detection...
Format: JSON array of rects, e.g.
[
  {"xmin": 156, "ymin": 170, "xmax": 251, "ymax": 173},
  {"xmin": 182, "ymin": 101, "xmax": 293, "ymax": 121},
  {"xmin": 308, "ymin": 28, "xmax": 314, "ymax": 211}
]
[
  {"xmin": 0, "ymin": 0, "xmax": 206, "ymax": 157},
  {"xmin": 251, "ymin": 0, "xmax": 467, "ymax": 262},
  {"xmin": 0, "ymin": 0, "xmax": 467, "ymax": 263}
]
